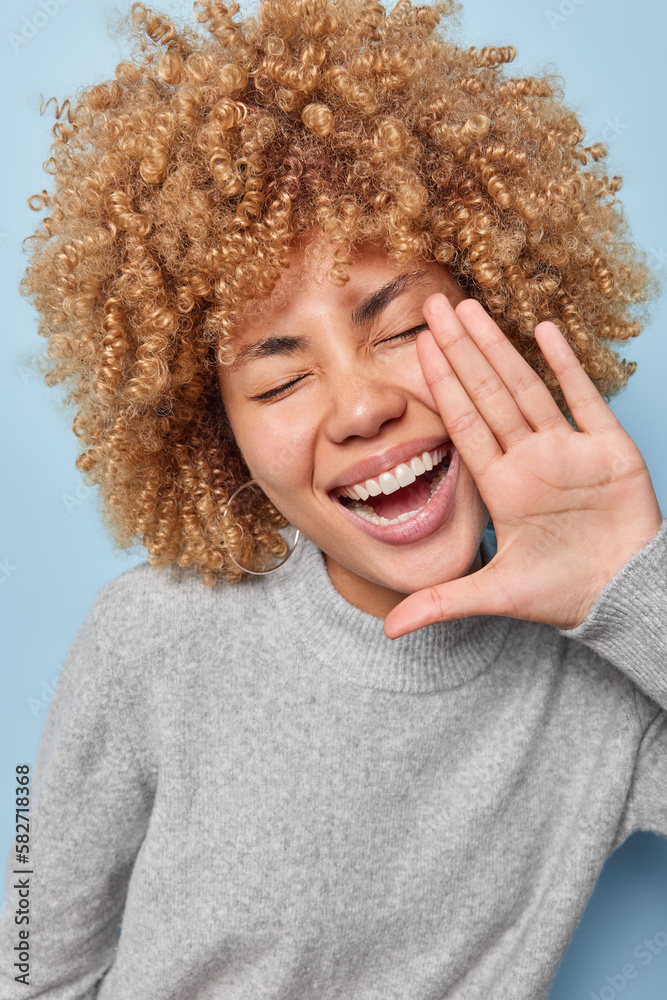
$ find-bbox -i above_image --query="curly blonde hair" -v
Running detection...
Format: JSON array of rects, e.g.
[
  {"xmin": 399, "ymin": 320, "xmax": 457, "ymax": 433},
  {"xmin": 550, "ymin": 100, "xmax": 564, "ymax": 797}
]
[{"xmin": 23, "ymin": 0, "xmax": 658, "ymax": 582}]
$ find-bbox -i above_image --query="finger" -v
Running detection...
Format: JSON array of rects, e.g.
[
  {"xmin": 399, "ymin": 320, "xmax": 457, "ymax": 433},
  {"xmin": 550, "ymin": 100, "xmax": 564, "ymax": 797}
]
[
  {"xmin": 383, "ymin": 567, "xmax": 508, "ymax": 639},
  {"xmin": 416, "ymin": 327, "xmax": 503, "ymax": 475},
  {"xmin": 455, "ymin": 299, "xmax": 568, "ymax": 432},
  {"xmin": 533, "ymin": 321, "xmax": 623, "ymax": 435},
  {"xmin": 423, "ymin": 293, "xmax": 533, "ymax": 450}
]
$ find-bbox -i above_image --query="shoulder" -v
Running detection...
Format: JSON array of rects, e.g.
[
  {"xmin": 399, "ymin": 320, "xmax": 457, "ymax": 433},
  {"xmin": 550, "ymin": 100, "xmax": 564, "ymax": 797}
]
[
  {"xmin": 88, "ymin": 561, "xmax": 267, "ymax": 658},
  {"xmin": 60, "ymin": 563, "xmax": 272, "ymax": 748}
]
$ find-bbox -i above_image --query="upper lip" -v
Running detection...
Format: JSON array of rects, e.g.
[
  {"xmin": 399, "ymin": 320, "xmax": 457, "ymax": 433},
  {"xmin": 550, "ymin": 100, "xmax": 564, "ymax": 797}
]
[{"xmin": 327, "ymin": 436, "xmax": 451, "ymax": 494}]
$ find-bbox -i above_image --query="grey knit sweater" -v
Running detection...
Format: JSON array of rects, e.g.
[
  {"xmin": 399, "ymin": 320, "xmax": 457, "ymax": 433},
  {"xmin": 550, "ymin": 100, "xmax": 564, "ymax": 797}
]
[{"xmin": 1, "ymin": 523, "xmax": 666, "ymax": 1000}]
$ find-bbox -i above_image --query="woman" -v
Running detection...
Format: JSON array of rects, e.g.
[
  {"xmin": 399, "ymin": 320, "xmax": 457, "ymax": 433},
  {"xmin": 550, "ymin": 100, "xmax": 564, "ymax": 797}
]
[{"xmin": 1, "ymin": 1, "xmax": 665, "ymax": 997}]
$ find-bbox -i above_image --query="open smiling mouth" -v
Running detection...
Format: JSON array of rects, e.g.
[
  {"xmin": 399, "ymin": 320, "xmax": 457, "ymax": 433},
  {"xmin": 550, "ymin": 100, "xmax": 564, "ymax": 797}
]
[{"xmin": 331, "ymin": 444, "xmax": 452, "ymax": 526}]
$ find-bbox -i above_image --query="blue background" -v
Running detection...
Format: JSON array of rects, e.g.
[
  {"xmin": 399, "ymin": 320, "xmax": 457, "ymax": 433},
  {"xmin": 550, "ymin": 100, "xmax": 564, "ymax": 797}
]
[{"xmin": 1, "ymin": 1, "xmax": 666, "ymax": 997}]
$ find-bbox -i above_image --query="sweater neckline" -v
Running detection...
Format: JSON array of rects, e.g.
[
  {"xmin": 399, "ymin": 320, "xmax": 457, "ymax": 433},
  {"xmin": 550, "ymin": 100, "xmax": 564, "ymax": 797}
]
[{"xmin": 267, "ymin": 531, "xmax": 511, "ymax": 693}]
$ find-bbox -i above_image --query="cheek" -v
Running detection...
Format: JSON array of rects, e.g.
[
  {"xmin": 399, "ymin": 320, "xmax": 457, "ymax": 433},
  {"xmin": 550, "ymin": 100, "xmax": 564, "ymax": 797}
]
[
  {"xmin": 260, "ymin": 430, "xmax": 307, "ymax": 487},
  {"xmin": 217, "ymin": 375, "xmax": 303, "ymax": 486},
  {"xmin": 231, "ymin": 410, "xmax": 312, "ymax": 494},
  {"xmin": 395, "ymin": 350, "xmax": 439, "ymax": 413},
  {"xmin": 458, "ymin": 466, "xmax": 489, "ymax": 529}
]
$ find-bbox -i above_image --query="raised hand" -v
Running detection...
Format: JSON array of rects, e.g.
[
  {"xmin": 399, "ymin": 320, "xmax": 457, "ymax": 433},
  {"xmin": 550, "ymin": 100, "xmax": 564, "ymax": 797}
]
[{"xmin": 383, "ymin": 293, "xmax": 662, "ymax": 639}]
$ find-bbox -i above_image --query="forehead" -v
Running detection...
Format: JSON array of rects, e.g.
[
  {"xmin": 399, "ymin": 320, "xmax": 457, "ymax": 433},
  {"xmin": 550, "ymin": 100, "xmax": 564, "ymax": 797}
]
[{"xmin": 231, "ymin": 240, "xmax": 463, "ymax": 340}]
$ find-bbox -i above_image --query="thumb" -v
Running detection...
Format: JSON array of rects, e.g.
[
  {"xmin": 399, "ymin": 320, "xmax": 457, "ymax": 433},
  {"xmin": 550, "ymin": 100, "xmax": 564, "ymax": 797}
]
[{"xmin": 383, "ymin": 567, "xmax": 508, "ymax": 639}]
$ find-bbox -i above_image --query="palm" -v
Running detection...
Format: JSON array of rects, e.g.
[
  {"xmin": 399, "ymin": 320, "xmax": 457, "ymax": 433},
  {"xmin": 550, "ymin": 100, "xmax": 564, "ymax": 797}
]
[
  {"xmin": 383, "ymin": 295, "xmax": 661, "ymax": 638},
  {"xmin": 472, "ymin": 424, "xmax": 654, "ymax": 623}
]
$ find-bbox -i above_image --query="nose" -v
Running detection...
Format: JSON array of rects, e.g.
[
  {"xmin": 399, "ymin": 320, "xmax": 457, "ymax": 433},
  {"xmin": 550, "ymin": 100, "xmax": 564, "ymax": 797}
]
[{"xmin": 323, "ymin": 365, "xmax": 407, "ymax": 443}]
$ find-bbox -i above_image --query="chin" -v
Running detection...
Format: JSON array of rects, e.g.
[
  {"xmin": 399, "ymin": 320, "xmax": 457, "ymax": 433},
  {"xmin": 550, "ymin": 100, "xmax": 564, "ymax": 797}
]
[
  {"xmin": 325, "ymin": 527, "xmax": 484, "ymax": 598},
  {"xmin": 378, "ymin": 550, "xmax": 481, "ymax": 596}
]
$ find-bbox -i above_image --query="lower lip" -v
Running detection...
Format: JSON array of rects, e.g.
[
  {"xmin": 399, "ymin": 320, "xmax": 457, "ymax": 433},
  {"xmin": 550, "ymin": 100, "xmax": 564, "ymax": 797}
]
[{"xmin": 331, "ymin": 445, "xmax": 459, "ymax": 545}]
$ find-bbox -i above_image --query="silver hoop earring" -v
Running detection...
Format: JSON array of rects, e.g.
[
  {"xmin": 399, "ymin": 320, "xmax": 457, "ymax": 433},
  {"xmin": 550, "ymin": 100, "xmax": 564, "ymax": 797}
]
[{"xmin": 223, "ymin": 479, "xmax": 301, "ymax": 576}]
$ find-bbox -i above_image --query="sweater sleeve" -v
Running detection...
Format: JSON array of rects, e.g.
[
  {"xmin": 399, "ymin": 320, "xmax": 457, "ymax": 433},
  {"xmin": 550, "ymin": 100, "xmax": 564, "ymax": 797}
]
[
  {"xmin": 559, "ymin": 517, "xmax": 667, "ymax": 837},
  {"xmin": 0, "ymin": 596, "xmax": 155, "ymax": 998}
]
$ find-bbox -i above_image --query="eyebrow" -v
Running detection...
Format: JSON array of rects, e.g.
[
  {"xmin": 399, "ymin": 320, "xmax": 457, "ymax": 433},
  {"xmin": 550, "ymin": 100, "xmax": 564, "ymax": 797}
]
[
  {"xmin": 231, "ymin": 334, "xmax": 310, "ymax": 371},
  {"xmin": 350, "ymin": 268, "xmax": 429, "ymax": 327},
  {"xmin": 230, "ymin": 267, "xmax": 430, "ymax": 370}
]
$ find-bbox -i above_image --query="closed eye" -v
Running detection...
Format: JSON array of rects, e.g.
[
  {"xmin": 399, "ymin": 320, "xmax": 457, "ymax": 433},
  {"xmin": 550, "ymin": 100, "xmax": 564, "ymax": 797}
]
[
  {"xmin": 250, "ymin": 374, "xmax": 309, "ymax": 402},
  {"xmin": 383, "ymin": 323, "xmax": 429, "ymax": 343},
  {"xmin": 250, "ymin": 324, "xmax": 429, "ymax": 402}
]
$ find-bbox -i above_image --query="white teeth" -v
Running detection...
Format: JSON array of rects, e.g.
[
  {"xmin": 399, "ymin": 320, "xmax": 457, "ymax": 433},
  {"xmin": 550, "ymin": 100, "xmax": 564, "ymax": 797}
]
[
  {"xmin": 336, "ymin": 444, "xmax": 448, "ymax": 501},
  {"xmin": 429, "ymin": 463, "xmax": 448, "ymax": 499},
  {"xmin": 378, "ymin": 471, "xmax": 400, "ymax": 495},
  {"xmin": 343, "ymin": 502, "xmax": 426, "ymax": 525},
  {"xmin": 395, "ymin": 508, "xmax": 423, "ymax": 522},
  {"xmin": 341, "ymin": 453, "xmax": 452, "ymax": 525},
  {"xmin": 395, "ymin": 463, "xmax": 416, "ymax": 488},
  {"xmin": 345, "ymin": 501, "xmax": 381, "ymax": 520}
]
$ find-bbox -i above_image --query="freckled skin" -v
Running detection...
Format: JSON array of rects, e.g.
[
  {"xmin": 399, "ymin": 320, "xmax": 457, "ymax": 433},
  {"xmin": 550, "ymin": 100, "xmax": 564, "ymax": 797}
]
[{"xmin": 217, "ymin": 242, "xmax": 489, "ymax": 618}]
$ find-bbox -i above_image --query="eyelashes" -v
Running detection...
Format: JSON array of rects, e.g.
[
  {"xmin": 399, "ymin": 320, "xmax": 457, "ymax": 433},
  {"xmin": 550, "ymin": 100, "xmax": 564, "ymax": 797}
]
[
  {"xmin": 386, "ymin": 322, "xmax": 429, "ymax": 342},
  {"xmin": 251, "ymin": 322, "xmax": 430, "ymax": 402},
  {"xmin": 252, "ymin": 375, "xmax": 308, "ymax": 401}
]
